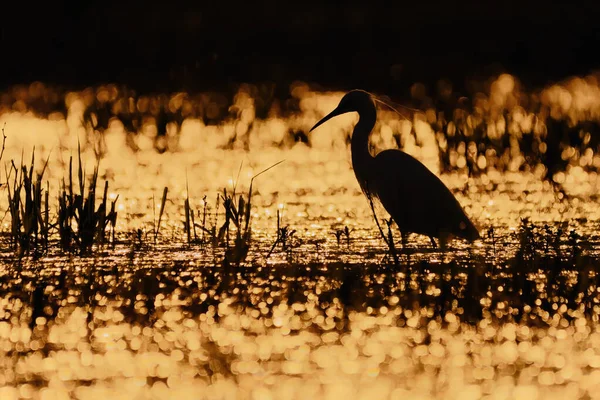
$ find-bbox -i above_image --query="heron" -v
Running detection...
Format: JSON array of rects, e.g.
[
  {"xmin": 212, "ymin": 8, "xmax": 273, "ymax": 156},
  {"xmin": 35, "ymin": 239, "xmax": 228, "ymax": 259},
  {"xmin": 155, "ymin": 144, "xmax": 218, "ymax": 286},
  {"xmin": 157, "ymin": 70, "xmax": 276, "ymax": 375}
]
[{"xmin": 310, "ymin": 90, "xmax": 479, "ymax": 250}]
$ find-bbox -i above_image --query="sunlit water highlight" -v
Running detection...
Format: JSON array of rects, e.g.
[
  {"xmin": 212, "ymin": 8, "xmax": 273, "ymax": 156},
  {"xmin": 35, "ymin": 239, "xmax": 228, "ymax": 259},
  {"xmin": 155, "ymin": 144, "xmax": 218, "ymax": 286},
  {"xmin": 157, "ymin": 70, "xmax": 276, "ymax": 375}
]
[{"xmin": 1, "ymin": 75, "xmax": 600, "ymax": 398}]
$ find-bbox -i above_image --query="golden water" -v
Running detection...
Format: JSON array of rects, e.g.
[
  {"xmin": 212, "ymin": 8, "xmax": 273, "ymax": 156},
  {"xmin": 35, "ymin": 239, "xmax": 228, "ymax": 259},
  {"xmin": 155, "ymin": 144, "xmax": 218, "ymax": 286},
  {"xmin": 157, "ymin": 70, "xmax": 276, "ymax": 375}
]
[{"xmin": 0, "ymin": 74, "xmax": 600, "ymax": 399}]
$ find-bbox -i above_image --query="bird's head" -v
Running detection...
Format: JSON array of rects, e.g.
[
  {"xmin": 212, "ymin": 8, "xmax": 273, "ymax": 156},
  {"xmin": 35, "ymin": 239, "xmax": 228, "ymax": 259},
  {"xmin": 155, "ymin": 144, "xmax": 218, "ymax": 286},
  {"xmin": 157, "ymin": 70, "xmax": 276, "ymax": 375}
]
[{"xmin": 310, "ymin": 90, "xmax": 374, "ymax": 132}]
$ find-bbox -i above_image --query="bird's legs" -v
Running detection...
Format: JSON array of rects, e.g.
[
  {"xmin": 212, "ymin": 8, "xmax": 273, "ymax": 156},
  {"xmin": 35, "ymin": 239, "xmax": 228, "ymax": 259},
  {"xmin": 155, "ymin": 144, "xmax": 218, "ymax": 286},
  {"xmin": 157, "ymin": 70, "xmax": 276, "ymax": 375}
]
[
  {"xmin": 401, "ymin": 232, "xmax": 409, "ymax": 254},
  {"xmin": 429, "ymin": 236, "xmax": 438, "ymax": 249},
  {"xmin": 439, "ymin": 234, "xmax": 449, "ymax": 255}
]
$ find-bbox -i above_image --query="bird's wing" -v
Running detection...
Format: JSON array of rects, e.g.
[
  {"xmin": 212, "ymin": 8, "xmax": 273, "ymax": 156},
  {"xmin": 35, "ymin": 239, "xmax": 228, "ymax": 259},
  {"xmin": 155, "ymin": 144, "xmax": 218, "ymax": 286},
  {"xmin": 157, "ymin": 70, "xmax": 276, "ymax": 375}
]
[{"xmin": 368, "ymin": 150, "xmax": 472, "ymax": 237}]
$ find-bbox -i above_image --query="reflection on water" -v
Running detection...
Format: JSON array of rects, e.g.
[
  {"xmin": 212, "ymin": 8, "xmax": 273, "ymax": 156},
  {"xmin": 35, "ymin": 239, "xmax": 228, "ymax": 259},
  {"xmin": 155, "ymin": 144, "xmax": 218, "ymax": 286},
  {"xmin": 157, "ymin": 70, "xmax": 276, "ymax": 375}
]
[
  {"xmin": 1, "ymin": 248, "xmax": 600, "ymax": 399},
  {"xmin": 0, "ymin": 74, "xmax": 600, "ymax": 398}
]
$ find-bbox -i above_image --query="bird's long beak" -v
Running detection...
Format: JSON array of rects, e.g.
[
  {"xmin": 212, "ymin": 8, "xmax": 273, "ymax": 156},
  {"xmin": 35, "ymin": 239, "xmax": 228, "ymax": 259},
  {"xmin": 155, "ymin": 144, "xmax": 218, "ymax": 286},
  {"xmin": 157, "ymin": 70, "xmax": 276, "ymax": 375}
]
[{"xmin": 310, "ymin": 106, "xmax": 344, "ymax": 132}]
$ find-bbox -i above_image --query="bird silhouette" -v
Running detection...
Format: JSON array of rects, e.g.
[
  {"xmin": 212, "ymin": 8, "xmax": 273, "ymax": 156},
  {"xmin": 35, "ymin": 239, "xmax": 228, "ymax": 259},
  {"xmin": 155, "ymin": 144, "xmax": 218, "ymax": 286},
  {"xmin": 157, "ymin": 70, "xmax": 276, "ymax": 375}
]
[{"xmin": 311, "ymin": 90, "xmax": 479, "ymax": 249}]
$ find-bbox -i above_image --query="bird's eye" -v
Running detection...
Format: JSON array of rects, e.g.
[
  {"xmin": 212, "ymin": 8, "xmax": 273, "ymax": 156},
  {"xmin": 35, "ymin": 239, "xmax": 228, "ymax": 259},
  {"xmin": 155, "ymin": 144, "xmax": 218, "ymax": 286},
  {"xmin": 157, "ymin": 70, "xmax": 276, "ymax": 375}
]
[{"xmin": 459, "ymin": 222, "xmax": 466, "ymax": 230}]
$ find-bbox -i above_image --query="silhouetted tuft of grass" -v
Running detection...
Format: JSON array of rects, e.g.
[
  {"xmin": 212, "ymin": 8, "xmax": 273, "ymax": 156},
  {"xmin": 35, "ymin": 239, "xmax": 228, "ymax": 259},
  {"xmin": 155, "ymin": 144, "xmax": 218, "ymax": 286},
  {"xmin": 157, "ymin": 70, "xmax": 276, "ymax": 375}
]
[
  {"xmin": 58, "ymin": 145, "xmax": 118, "ymax": 254},
  {"xmin": 333, "ymin": 225, "xmax": 352, "ymax": 248},
  {"xmin": 218, "ymin": 160, "xmax": 284, "ymax": 266},
  {"xmin": 153, "ymin": 187, "xmax": 168, "ymax": 245},
  {"xmin": 266, "ymin": 209, "xmax": 297, "ymax": 260},
  {"xmin": 182, "ymin": 187, "xmax": 213, "ymax": 248},
  {"xmin": 219, "ymin": 187, "xmax": 250, "ymax": 265},
  {"xmin": 6, "ymin": 152, "xmax": 50, "ymax": 257}
]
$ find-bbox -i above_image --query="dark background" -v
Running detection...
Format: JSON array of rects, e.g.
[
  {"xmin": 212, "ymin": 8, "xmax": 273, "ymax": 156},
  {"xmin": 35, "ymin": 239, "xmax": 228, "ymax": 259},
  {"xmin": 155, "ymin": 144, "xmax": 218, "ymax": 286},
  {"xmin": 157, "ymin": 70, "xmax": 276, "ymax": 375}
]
[{"xmin": 2, "ymin": 1, "xmax": 599, "ymax": 95}]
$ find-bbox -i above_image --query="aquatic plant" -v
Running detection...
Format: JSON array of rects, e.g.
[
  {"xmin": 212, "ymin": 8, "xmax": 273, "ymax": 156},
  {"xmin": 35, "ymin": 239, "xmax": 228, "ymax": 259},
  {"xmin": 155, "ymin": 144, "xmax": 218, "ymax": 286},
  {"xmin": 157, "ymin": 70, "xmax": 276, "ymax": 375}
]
[
  {"xmin": 57, "ymin": 145, "xmax": 118, "ymax": 254},
  {"xmin": 5, "ymin": 152, "xmax": 50, "ymax": 256},
  {"xmin": 266, "ymin": 209, "xmax": 297, "ymax": 260},
  {"xmin": 152, "ymin": 186, "xmax": 168, "ymax": 245},
  {"xmin": 219, "ymin": 161, "xmax": 284, "ymax": 266}
]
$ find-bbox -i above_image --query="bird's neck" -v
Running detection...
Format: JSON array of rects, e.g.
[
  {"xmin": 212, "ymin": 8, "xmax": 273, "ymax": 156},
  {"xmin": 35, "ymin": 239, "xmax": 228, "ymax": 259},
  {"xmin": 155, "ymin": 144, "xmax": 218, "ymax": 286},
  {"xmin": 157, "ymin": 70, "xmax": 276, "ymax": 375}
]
[{"xmin": 351, "ymin": 105, "xmax": 377, "ymax": 187}]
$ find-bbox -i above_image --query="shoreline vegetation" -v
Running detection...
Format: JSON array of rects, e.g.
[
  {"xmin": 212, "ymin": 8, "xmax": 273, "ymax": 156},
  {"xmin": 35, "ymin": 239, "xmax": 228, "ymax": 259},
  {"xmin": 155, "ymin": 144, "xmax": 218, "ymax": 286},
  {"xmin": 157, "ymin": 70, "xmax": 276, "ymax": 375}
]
[
  {"xmin": 0, "ymin": 74, "xmax": 599, "ymax": 398},
  {"xmin": 0, "ymin": 74, "xmax": 597, "ymax": 330}
]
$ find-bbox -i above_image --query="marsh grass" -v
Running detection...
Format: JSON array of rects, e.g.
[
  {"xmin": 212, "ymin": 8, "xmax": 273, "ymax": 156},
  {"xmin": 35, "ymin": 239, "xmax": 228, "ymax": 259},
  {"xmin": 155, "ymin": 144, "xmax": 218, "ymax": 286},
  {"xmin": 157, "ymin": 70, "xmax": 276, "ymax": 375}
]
[
  {"xmin": 57, "ymin": 146, "xmax": 118, "ymax": 254},
  {"xmin": 332, "ymin": 226, "xmax": 352, "ymax": 248},
  {"xmin": 183, "ymin": 189, "xmax": 193, "ymax": 245},
  {"xmin": 266, "ymin": 209, "xmax": 297, "ymax": 260},
  {"xmin": 5, "ymin": 152, "xmax": 50, "ymax": 256},
  {"xmin": 1, "ymin": 148, "xmax": 594, "ymax": 330},
  {"xmin": 0, "ymin": 141, "xmax": 597, "ymax": 333},
  {"xmin": 219, "ymin": 187, "xmax": 251, "ymax": 265},
  {"xmin": 2, "ymin": 213, "xmax": 600, "ymax": 393},
  {"xmin": 6, "ymin": 218, "xmax": 599, "ymax": 340},
  {"xmin": 152, "ymin": 186, "xmax": 168, "ymax": 245},
  {"xmin": 183, "ymin": 184, "xmax": 208, "ymax": 247},
  {"xmin": 203, "ymin": 160, "xmax": 281, "ymax": 267}
]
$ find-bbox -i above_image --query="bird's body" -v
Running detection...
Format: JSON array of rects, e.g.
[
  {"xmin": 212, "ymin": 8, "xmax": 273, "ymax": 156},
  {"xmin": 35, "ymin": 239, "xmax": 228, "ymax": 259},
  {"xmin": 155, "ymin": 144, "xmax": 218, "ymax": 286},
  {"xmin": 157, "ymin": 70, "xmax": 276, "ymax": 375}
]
[{"xmin": 311, "ymin": 90, "xmax": 479, "ymax": 248}]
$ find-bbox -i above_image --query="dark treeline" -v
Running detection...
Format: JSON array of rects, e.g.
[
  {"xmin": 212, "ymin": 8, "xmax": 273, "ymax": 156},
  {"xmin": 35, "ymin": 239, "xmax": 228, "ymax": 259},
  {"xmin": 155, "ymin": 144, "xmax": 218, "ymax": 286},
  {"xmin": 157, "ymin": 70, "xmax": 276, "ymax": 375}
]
[{"xmin": 2, "ymin": 1, "xmax": 599, "ymax": 96}]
